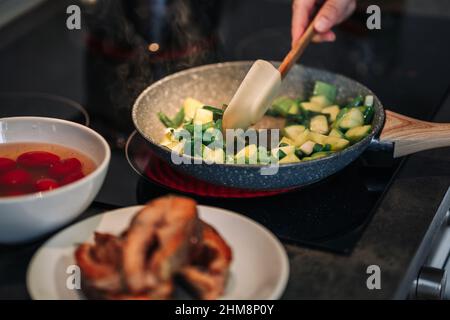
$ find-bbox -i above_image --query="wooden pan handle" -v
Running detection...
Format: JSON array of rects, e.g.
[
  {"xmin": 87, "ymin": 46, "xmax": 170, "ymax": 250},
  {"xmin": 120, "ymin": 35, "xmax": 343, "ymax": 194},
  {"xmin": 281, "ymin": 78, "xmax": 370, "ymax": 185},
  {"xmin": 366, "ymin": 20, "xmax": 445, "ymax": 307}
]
[
  {"xmin": 278, "ymin": 23, "xmax": 316, "ymax": 79},
  {"xmin": 380, "ymin": 110, "xmax": 450, "ymax": 157}
]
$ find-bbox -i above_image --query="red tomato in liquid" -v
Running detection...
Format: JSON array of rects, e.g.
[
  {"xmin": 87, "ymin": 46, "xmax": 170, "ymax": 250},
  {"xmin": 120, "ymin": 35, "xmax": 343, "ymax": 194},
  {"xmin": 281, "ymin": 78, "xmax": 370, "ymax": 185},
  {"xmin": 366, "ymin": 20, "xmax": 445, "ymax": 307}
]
[
  {"xmin": 60, "ymin": 171, "xmax": 85, "ymax": 185},
  {"xmin": 0, "ymin": 169, "xmax": 32, "ymax": 187},
  {"xmin": 35, "ymin": 178, "xmax": 60, "ymax": 191},
  {"xmin": 17, "ymin": 151, "xmax": 60, "ymax": 168},
  {"xmin": 0, "ymin": 157, "xmax": 16, "ymax": 173},
  {"xmin": 48, "ymin": 158, "xmax": 82, "ymax": 178}
]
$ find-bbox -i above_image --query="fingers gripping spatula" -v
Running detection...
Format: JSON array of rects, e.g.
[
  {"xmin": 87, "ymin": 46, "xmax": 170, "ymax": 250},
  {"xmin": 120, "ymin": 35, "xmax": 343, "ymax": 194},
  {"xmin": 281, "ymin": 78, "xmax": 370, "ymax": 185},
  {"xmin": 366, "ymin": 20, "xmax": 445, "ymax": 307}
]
[{"xmin": 222, "ymin": 22, "xmax": 316, "ymax": 130}]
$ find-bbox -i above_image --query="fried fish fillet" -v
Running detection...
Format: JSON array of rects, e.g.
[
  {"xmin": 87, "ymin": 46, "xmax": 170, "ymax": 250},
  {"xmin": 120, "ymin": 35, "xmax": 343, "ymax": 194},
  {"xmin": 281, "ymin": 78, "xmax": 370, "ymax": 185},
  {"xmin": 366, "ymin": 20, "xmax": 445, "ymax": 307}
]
[
  {"xmin": 75, "ymin": 232, "xmax": 123, "ymax": 294},
  {"xmin": 122, "ymin": 196, "xmax": 202, "ymax": 293},
  {"xmin": 179, "ymin": 222, "xmax": 232, "ymax": 300},
  {"xmin": 75, "ymin": 195, "xmax": 231, "ymax": 300}
]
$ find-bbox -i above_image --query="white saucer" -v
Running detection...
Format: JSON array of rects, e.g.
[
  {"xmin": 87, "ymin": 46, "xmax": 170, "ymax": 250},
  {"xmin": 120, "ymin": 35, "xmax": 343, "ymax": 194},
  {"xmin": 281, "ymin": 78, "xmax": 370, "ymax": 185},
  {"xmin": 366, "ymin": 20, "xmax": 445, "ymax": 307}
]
[{"xmin": 27, "ymin": 205, "xmax": 289, "ymax": 300}]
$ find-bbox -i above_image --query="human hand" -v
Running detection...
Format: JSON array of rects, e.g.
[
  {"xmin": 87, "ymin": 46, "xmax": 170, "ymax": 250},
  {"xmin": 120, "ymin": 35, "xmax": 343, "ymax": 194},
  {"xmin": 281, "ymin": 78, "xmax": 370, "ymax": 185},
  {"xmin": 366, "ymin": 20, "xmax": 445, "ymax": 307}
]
[{"xmin": 291, "ymin": 0, "xmax": 356, "ymax": 46}]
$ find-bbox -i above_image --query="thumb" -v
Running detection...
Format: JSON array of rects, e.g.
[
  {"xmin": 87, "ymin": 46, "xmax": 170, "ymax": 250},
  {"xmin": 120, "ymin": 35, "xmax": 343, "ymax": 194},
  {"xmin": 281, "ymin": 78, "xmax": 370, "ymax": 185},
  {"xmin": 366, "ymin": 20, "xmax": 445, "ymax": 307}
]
[{"xmin": 314, "ymin": 0, "xmax": 349, "ymax": 33}]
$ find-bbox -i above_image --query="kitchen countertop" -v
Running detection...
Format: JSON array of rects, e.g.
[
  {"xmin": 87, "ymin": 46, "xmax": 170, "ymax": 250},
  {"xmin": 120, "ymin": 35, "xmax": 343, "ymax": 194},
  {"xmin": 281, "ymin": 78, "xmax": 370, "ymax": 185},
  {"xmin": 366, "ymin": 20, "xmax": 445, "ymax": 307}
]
[
  {"xmin": 0, "ymin": 0, "xmax": 450, "ymax": 300},
  {"xmin": 2, "ymin": 136, "xmax": 450, "ymax": 299}
]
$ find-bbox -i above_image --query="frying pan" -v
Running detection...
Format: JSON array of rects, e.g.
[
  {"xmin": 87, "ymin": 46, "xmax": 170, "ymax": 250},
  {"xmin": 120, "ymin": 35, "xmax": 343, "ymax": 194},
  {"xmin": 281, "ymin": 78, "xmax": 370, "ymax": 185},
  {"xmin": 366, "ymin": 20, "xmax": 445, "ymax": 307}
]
[{"xmin": 132, "ymin": 61, "xmax": 450, "ymax": 190}]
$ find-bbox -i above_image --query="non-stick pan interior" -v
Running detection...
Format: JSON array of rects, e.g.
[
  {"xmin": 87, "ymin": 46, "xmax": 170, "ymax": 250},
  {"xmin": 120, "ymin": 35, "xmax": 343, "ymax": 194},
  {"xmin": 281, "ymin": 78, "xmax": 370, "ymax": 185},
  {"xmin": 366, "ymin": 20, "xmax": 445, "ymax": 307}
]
[{"xmin": 132, "ymin": 61, "xmax": 384, "ymax": 148}]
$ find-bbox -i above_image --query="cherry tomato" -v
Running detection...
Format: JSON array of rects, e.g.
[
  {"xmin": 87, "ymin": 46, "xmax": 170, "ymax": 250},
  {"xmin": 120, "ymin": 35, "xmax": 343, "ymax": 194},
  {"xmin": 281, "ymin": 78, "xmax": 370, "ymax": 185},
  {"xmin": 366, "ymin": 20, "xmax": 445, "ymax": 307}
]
[
  {"xmin": 0, "ymin": 169, "xmax": 32, "ymax": 187},
  {"xmin": 48, "ymin": 158, "xmax": 82, "ymax": 178},
  {"xmin": 17, "ymin": 151, "xmax": 60, "ymax": 168},
  {"xmin": 35, "ymin": 178, "xmax": 59, "ymax": 191},
  {"xmin": 0, "ymin": 157, "xmax": 16, "ymax": 173},
  {"xmin": 60, "ymin": 171, "xmax": 85, "ymax": 185}
]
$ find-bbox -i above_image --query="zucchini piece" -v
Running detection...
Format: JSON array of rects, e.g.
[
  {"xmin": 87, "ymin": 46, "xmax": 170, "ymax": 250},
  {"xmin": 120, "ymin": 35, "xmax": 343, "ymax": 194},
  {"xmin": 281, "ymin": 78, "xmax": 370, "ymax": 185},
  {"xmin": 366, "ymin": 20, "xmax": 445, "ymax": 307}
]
[
  {"xmin": 166, "ymin": 141, "xmax": 185, "ymax": 154},
  {"xmin": 183, "ymin": 123, "xmax": 195, "ymax": 135},
  {"xmin": 182, "ymin": 137, "xmax": 205, "ymax": 158},
  {"xmin": 311, "ymin": 143, "xmax": 331, "ymax": 153},
  {"xmin": 225, "ymin": 153, "xmax": 235, "ymax": 164},
  {"xmin": 194, "ymin": 108, "xmax": 214, "ymax": 125},
  {"xmin": 288, "ymin": 104, "xmax": 299, "ymax": 115},
  {"xmin": 324, "ymin": 136, "xmax": 350, "ymax": 151},
  {"xmin": 313, "ymin": 143, "xmax": 324, "ymax": 153},
  {"xmin": 272, "ymin": 97, "xmax": 297, "ymax": 117},
  {"xmin": 329, "ymin": 128, "xmax": 344, "ymax": 138},
  {"xmin": 345, "ymin": 125, "xmax": 372, "ymax": 143},
  {"xmin": 302, "ymin": 152, "xmax": 332, "ymax": 161},
  {"xmin": 272, "ymin": 145, "xmax": 295, "ymax": 158},
  {"xmin": 286, "ymin": 113, "xmax": 305, "ymax": 125},
  {"xmin": 186, "ymin": 139, "xmax": 204, "ymax": 158},
  {"xmin": 235, "ymin": 144, "xmax": 258, "ymax": 164},
  {"xmin": 282, "ymin": 125, "xmax": 306, "ymax": 141},
  {"xmin": 203, "ymin": 146, "xmax": 225, "ymax": 164},
  {"xmin": 257, "ymin": 146, "xmax": 271, "ymax": 165},
  {"xmin": 310, "ymin": 115, "xmax": 329, "ymax": 134},
  {"xmin": 300, "ymin": 101, "xmax": 323, "ymax": 113},
  {"xmin": 279, "ymin": 153, "xmax": 301, "ymax": 164},
  {"xmin": 299, "ymin": 140, "xmax": 315, "ymax": 155},
  {"xmin": 276, "ymin": 149, "xmax": 287, "ymax": 160},
  {"xmin": 294, "ymin": 149, "xmax": 303, "ymax": 159},
  {"xmin": 203, "ymin": 106, "xmax": 224, "ymax": 119},
  {"xmin": 321, "ymin": 105, "xmax": 340, "ymax": 122},
  {"xmin": 364, "ymin": 95, "xmax": 374, "ymax": 107},
  {"xmin": 291, "ymin": 128, "xmax": 310, "ymax": 147},
  {"xmin": 335, "ymin": 107, "xmax": 349, "ymax": 123},
  {"xmin": 339, "ymin": 108, "xmax": 364, "ymax": 130},
  {"xmin": 313, "ymin": 81, "xmax": 337, "ymax": 102},
  {"xmin": 272, "ymin": 146, "xmax": 294, "ymax": 160},
  {"xmin": 202, "ymin": 127, "xmax": 221, "ymax": 144},
  {"xmin": 214, "ymin": 119, "xmax": 223, "ymax": 130},
  {"xmin": 362, "ymin": 105, "xmax": 375, "ymax": 124},
  {"xmin": 279, "ymin": 146, "xmax": 295, "ymax": 154},
  {"xmin": 183, "ymin": 98, "xmax": 204, "ymax": 120},
  {"xmin": 183, "ymin": 122, "xmax": 213, "ymax": 136},
  {"xmin": 310, "ymin": 95, "xmax": 332, "ymax": 108},
  {"xmin": 160, "ymin": 128, "xmax": 176, "ymax": 146},
  {"xmin": 308, "ymin": 131, "xmax": 328, "ymax": 145},
  {"xmin": 309, "ymin": 151, "xmax": 333, "ymax": 159},
  {"xmin": 279, "ymin": 136, "xmax": 296, "ymax": 146},
  {"xmin": 160, "ymin": 137, "xmax": 172, "ymax": 147},
  {"xmin": 347, "ymin": 95, "xmax": 364, "ymax": 107},
  {"xmin": 172, "ymin": 127, "xmax": 191, "ymax": 142},
  {"xmin": 201, "ymin": 122, "xmax": 214, "ymax": 131}
]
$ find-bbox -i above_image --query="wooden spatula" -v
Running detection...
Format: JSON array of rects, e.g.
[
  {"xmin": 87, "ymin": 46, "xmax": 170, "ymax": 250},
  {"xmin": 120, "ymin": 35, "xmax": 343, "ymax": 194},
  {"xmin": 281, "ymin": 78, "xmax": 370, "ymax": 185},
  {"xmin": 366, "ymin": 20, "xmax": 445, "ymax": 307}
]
[{"xmin": 222, "ymin": 22, "xmax": 316, "ymax": 130}]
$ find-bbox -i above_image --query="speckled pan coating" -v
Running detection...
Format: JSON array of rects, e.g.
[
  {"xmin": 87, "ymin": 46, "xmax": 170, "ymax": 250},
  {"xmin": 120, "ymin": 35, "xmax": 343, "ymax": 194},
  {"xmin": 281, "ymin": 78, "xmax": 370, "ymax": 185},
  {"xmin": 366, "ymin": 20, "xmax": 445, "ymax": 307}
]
[{"xmin": 132, "ymin": 61, "xmax": 385, "ymax": 190}]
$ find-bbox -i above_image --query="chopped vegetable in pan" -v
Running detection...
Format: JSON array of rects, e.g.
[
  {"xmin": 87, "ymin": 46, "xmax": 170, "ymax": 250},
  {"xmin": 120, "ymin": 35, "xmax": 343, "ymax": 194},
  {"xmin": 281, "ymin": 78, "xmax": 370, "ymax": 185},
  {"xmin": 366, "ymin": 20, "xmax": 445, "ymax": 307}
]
[{"xmin": 158, "ymin": 81, "xmax": 374, "ymax": 164}]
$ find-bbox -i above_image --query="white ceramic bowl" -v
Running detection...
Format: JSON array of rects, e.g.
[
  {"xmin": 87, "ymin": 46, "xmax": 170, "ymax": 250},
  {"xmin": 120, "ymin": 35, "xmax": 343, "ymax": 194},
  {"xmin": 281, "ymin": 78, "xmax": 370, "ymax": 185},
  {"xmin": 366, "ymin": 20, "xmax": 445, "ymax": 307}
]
[{"xmin": 0, "ymin": 117, "xmax": 110, "ymax": 243}]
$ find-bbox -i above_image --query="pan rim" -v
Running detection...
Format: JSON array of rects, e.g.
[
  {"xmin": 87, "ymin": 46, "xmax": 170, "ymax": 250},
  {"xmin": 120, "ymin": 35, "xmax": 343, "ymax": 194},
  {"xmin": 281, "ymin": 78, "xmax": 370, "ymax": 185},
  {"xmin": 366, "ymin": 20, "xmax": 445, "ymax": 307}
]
[{"xmin": 132, "ymin": 61, "xmax": 385, "ymax": 169}]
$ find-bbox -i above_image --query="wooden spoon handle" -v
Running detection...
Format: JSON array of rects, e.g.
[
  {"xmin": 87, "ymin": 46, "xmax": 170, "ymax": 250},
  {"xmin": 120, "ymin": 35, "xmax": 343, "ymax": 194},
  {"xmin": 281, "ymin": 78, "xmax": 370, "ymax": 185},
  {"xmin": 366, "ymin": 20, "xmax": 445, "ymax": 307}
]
[
  {"xmin": 380, "ymin": 110, "xmax": 450, "ymax": 157},
  {"xmin": 278, "ymin": 22, "xmax": 316, "ymax": 79}
]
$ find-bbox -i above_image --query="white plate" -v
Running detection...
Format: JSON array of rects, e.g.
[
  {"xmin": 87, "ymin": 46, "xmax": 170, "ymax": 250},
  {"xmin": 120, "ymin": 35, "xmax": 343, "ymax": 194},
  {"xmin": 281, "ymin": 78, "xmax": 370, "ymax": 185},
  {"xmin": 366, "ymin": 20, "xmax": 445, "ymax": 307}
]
[{"xmin": 27, "ymin": 205, "xmax": 289, "ymax": 300}]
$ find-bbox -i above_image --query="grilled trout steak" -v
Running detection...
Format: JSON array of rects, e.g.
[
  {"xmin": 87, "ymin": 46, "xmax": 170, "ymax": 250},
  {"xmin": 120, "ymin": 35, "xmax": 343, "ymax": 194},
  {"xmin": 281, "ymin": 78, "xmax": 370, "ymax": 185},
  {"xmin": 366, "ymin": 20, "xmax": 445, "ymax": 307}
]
[{"xmin": 75, "ymin": 195, "xmax": 231, "ymax": 300}]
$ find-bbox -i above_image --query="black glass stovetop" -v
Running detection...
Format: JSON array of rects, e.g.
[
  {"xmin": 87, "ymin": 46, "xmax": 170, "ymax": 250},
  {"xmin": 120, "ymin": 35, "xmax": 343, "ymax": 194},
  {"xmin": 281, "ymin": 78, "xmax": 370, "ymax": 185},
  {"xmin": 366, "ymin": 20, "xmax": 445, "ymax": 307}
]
[{"xmin": 1, "ymin": 0, "xmax": 449, "ymax": 253}]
